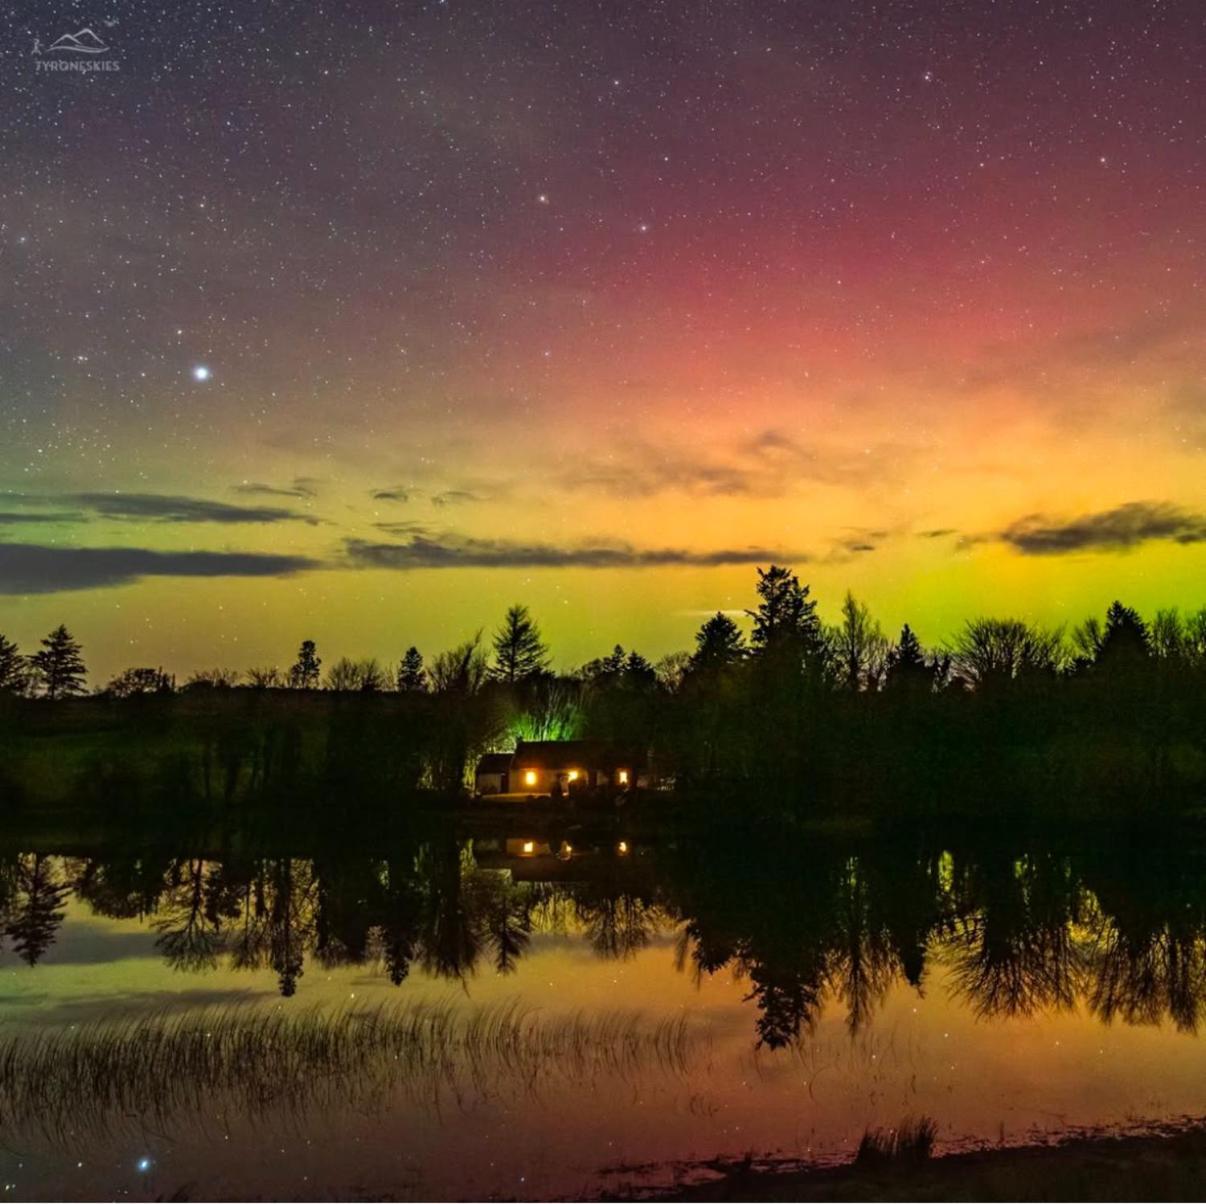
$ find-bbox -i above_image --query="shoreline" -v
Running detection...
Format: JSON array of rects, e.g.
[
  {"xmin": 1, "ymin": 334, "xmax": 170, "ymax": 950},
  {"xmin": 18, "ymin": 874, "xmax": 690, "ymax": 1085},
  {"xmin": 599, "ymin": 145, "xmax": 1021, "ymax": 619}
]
[{"xmin": 611, "ymin": 1122, "xmax": 1206, "ymax": 1201}]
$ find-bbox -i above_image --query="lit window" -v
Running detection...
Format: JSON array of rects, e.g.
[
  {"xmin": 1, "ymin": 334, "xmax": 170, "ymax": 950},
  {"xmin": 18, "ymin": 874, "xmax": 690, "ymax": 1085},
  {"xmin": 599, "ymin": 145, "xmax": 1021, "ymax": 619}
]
[
  {"xmin": 567, "ymin": 769, "xmax": 580, "ymax": 781},
  {"xmin": 617, "ymin": 840, "xmax": 629, "ymax": 855},
  {"xmin": 617, "ymin": 769, "xmax": 629, "ymax": 785},
  {"xmin": 523, "ymin": 770, "xmax": 537, "ymax": 787},
  {"xmin": 522, "ymin": 840, "xmax": 535, "ymax": 854}
]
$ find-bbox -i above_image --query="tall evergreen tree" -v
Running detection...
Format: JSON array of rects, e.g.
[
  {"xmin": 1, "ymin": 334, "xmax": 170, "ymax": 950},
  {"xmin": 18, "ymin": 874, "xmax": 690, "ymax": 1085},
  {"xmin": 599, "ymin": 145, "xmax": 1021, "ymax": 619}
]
[
  {"xmin": 0, "ymin": 634, "xmax": 28, "ymax": 695},
  {"xmin": 885, "ymin": 624, "xmax": 934, "ymax": 692},
  {"xmin": 29, "ymin": 625, "xmax": 87, "ymax": 700},
  {"xmin": 747, "ymin": 566, "xmax": 824, "ymax": 660},
  {"xmin": 289, "ymin": 639, "xmax": 322, "ymax": 689},
  {"xmin": 690, "ymin": 612, "xmax": 747, "ymax": 672},
  {"xmin": 490, "ymin": 605, "xmax": 550, "ymax": 683},
  {"xmin": 1099, "ymin": 601, "xmax": 1151, "ymax": 668},
  {"xmin": 396, "ymin": 646, "xmax": 428, "ymax": 692}
]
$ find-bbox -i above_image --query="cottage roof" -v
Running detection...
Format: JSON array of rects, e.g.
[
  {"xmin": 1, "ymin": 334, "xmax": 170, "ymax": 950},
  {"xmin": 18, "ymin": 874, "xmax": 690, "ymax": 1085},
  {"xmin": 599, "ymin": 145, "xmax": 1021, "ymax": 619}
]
[
  {"xmin": 513, "ymin": 740, "xmax": 646, "ymax": 770},
  {"xmin": 475, "ymin": 752, "xmax": 514, "ymax": 774}
]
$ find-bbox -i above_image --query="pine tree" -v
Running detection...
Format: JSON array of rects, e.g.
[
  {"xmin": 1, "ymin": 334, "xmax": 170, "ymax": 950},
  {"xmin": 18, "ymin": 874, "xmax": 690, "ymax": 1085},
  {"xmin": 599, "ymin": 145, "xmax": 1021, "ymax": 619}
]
[
  {"xmin": 690, "ymin": 612, "xmax": 746, "ymax": 672},
  {"xmin": 747, "ymin": 566, "xmax": 824, "ymax": 660},
  {"xmin": 289, "ymin": 639, "xmax": 322, "ymax": 689},
  {"xmin": 623, "ymin": 650, "xmax": 658, "ymax": 689},
  {"xmin": 885, "ymin": 624, "xmax": 933, "ymax": 692},
  {"xmin": 491, "ymin": 605, "xmax": 550, "ymax": 684},
  {"xmin": 0, "ymin": 634, "xmax": 28, "ymax": 695},
  {"xmin": 396, "ymin": 646, "xmax": 427, "ymax": 692},
  {"xmin": 29, "ymin": 625, "xmax": 87, "ymax": 700},
  {"xmin": 1099, "ymin": 601, "xmax": 1151, "ymax": 667}
]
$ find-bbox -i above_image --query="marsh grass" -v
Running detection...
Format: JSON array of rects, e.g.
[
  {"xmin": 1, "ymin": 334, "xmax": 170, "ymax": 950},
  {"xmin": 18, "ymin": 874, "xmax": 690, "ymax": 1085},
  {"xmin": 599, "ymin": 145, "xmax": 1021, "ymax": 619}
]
[
  {"xmin": 0, "ymin": 997, "xmax": 700, "ymax": 1149},
  {"xmin": 855, "ymin": 1115, "xmax": 938, "ymax": 1168}
]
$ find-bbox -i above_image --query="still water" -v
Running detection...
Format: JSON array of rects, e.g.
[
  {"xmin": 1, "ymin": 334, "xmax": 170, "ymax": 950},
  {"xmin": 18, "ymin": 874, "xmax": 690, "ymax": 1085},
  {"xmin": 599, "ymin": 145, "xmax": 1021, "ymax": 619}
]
[{"xmin": 1, "ymin": 816, "xmax": 1205, "ymax": 1200}]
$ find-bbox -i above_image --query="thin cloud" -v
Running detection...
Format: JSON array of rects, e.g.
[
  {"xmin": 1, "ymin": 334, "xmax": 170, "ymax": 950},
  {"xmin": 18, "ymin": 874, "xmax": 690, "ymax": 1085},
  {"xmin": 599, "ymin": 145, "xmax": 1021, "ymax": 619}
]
[
  {"xmin": 991, "ymin": 501, "xmax": 1206, "ymax": 555},
  {"xmin": 0, "ymin": 544, "xmax": 320, "ymax": 594},
  {"xmin": 4, "ymin": 492, "xmax": 318, "ymax": 525},
  {"xmin": 0, "ymin": 511, "xmax": 85, "ymax": 525},
  {"xmin": 232, "ymin": 477, "xmax": 319, "ymax": 500},
  {"xmin": 562, "ymin": 429, "xmax": 901, "ymax": 500},
  {"xmin": 431, "ymin": 490, "xmax": 486, "ymax": 507},
  {"xmin": 370, "ymin": 486, "xmax": 418, "ymax": 503},
  {"xmin": 345, "ymin": 534, "xmax": 802, "ymax": 570}
]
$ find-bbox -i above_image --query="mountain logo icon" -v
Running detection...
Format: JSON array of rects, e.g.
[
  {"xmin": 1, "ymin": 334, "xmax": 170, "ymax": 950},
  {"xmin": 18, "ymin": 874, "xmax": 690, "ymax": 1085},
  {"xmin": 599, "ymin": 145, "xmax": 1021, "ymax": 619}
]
[{"xmin": 43, "ymin": 28, "xmax": 110, "ymax": 54}]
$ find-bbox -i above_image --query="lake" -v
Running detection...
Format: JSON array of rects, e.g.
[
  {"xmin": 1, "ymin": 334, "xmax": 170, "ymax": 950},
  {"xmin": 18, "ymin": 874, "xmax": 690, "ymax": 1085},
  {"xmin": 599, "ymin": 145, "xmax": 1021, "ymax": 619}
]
[{"xmin": 1, "ymin": 812, "xmax": 1205, "ymax": 1200}]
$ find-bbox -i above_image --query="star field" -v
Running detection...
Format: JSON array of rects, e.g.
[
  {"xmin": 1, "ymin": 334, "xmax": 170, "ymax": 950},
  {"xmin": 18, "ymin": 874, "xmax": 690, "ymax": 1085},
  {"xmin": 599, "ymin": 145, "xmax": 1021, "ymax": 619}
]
[{"xmin": 0, "ymin": 0, "xmax": 1203, "ymax": 677}]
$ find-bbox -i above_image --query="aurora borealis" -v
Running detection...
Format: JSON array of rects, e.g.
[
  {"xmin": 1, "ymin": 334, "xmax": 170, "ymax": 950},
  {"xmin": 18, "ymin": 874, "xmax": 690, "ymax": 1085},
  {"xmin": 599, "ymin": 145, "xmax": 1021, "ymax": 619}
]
[{"xmin": 1, "ymin": 0, "xmax": 1202, "ymax": 680}]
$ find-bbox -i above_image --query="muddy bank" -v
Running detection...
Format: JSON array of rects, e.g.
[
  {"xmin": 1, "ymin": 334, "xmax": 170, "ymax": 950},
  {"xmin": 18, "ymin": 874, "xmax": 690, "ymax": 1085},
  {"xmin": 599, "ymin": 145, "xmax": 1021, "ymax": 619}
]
[{"xmin": 622, "ymin": 1123, "xmax": 1206, "ymax": 1201}]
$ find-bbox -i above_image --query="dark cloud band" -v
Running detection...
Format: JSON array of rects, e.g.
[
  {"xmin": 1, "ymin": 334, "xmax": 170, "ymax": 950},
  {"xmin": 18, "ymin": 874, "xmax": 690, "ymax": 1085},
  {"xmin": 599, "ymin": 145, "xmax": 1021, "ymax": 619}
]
[
  {"xmin": 997, "ymin": 502, "xmax": 1206, "ymax": 555},
  {"xmin": 345, "ymin": 535, "xmax": 799, "ymax": 570},
  {"xmin": 0, "ymin": 544, "xmax": 320, "ymax": 594}
]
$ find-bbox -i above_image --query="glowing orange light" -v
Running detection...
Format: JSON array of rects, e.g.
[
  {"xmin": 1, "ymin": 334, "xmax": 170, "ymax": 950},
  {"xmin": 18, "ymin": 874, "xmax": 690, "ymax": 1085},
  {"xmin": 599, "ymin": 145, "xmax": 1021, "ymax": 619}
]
[
  {"xmin": 522, "ymin": 840, "xmax": 535, "ymax": 854},
  {"xmin": 568, "ymin": 769, "xmax": 580, "ymax": 781},
  {"xmin": 523, "ymin": 770, "xmax": 537, "ymax": 787},
  {"xmin": 617, "ymin": 840, "xmax": 629, "ymax": 855},
  {"xmin": 617, "ymin": 769, "xmax": 629, "ymax": 785}
]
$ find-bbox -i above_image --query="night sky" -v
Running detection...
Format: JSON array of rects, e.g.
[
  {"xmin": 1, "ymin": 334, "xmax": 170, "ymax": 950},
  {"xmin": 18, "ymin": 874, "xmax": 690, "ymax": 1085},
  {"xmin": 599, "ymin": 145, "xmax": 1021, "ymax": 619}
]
[{"xmin": 1, "ymin": 0, "xmax": 1203, "ymax": 679}]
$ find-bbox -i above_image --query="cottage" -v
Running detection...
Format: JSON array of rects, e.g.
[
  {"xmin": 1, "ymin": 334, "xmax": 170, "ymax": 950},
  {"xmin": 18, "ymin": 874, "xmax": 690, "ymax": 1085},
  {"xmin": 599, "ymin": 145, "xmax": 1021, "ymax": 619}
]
[
  {"xmin": 473, "ymin": 739, "xmax": 646, "ymax": 797},
  {"xmin": 474, "ymin": 752, "xmax": 514, "ymax": 795}
]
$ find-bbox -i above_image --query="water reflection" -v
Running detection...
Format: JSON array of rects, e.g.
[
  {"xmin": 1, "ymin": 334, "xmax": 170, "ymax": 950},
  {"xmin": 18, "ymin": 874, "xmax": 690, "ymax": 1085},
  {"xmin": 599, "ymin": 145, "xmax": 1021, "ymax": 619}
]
[
  {"xmin": 0, "ymin": 999, "xmax": 698, "ymax": 1148},
  {"xmin": 3, "ymin": 823, "xmax": 1206, "ymax": 1043}
]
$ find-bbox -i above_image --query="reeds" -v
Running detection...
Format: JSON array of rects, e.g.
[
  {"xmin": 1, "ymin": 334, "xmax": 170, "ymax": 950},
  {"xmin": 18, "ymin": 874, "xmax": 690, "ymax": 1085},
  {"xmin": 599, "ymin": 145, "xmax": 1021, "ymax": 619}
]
[
  {"xmin": 855, "ymin": 1115, "xmax": 938, "ymax": 1168},
  {"xmin": 0, "ymin": 997, "xmax": 700, "ymax": 1150}
]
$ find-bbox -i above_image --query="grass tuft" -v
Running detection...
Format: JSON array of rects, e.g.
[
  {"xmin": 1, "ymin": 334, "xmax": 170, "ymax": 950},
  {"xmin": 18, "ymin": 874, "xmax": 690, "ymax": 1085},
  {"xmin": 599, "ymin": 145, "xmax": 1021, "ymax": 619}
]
[{"xmin": 855, "ymin": 1115, "xmax": 938, "ymax": 1168}]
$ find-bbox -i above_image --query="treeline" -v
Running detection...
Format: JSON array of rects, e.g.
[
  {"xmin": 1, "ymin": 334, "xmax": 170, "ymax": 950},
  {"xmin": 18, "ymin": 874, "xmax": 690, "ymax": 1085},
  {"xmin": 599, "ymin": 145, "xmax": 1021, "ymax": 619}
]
[{"xmin": 2, "ymin": 567, "xmax": 1206, "ymax": 814}]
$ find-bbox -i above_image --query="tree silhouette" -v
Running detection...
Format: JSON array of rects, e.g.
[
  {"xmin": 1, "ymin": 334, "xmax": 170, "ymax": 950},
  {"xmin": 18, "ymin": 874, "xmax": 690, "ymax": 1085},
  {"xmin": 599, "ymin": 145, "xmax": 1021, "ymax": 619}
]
[
  {"xmin": 325, "ymin": 657, "xmax": 386, "ymax": 692},
  {"xmin": 289, "ymin": 639, "xmax": 322, "ymax": 689},
  {"xmin": 1098, "ymin": 601, "xmax": 1151, "ymax": 669},
  {"xmin": 580, "ymin": 644, "xmax": 627, "ymax": 682},
  {"xmin": 0, "ymin": 634, "xmax": 29, "ymax": 695},
  {"xmin": 396, "ymin": 645, "xmax": 427, "ymax": 692},
  {"xmin": 5, "ymin": 855, "xmax": 69, "ymax": 966},
  {"xmin": 948, "ymin": 618, "xmax": 1064, "ymax": 689},
  {"xmin": 884, "ymin": 624, "xmax": 935, "ymax": 692},
  {"xmin": 490, "ymin": 604, "xmax": 550, "ymax": 683},
  {"xmin": 690, "ymin": 612, "xmax": 746, "ymax": 672},
  {"xmin": 104, "ymin": 667, "xmax": 174, "ymax": 698},
  {"xmin": 29, "ymin": 625, "xmax": 87, "ymax": 700},
  {"xmin": 747, "ymin": 566, "xmax": 824, "ymax": 661},
  {"xmin": 827, "ymin": 591, "xmax": 888, "ymax": 692}
]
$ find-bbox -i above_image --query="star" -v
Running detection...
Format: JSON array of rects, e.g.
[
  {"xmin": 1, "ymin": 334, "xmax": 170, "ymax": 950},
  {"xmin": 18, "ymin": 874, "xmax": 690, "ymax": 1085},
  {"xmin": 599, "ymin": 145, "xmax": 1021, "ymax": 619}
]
[{"xmin": 192, "ymin": 365, "xmax": 211, "ymax": 382}]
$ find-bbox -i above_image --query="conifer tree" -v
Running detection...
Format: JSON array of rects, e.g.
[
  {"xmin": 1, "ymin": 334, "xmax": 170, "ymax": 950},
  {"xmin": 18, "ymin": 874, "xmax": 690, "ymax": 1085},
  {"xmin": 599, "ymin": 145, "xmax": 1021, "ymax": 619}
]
[{"xmin": 29, "ymin": 625, "xmax": 87, "ymax": 700}]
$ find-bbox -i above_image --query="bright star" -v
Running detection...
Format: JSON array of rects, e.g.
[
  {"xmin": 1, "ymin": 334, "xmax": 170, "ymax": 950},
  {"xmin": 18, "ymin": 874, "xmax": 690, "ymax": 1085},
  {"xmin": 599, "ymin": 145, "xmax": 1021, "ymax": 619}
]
[
  {"xmin": 136, "ymin": 1158, "xmax": 152, "ymax": 1173},
  {"xmin": 192, "ymin": 365, "xmax": 211, "ymax": 382}
]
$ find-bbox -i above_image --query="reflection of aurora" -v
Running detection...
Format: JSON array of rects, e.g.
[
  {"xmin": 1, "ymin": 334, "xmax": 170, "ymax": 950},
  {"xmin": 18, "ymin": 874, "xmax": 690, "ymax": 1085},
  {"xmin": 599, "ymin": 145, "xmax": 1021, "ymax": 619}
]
[
  {"xmin": 0, "ymin": 999, "xmax": 699, "ymax": 1149},
  {"xmin": 6, "ymin": 829, "xmax": 1206, "ymax": 1051}
]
